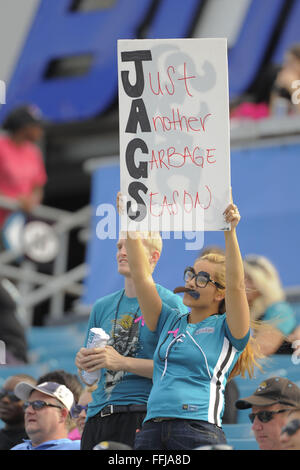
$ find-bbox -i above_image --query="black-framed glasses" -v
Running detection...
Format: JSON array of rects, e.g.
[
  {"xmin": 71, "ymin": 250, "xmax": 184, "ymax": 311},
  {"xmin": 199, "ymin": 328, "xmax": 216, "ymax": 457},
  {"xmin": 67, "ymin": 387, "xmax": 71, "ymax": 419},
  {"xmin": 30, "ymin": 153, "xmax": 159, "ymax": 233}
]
[
  {"xmin": 23, "ymin": 400, "xmax": 63, "ymax": 412},
  {"xmin": 71, "ymin": 404, "xmax": 89, "ymax": 418},
  {"xmin": 249, "ymin": 409, "xmax": 290, "ymax": 424},
  {"xmin": 0, "ymin": 388, "xmax": 20, "ymax": 402},
  {"xmin": 281, "ymin": 419, "xmax": 300, "ymax": 436},
  {"xmin": 183, "ymin": 267, "xmax": 224, "ymax": 290}
]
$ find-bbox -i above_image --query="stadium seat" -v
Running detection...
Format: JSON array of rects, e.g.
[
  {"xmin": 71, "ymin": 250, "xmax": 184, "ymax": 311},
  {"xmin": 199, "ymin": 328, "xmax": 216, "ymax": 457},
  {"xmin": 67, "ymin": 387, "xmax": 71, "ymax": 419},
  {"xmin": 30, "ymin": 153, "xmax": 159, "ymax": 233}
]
[
  {"xmin": 0, "ymin": 0, "xmax": 154, "ymax": 122},
  {"xmin": 27, "ymin": 325, "xmax": 85, "ymax": 350},
  {"xmin": 0, "ymin": 362, "xmax": 52, "ymax": 386},
  {"xmin": 223, "ymin": 423, "xmax": 254, "ymax": 439},
  {"xmin": 29, "ymin": 343, "xmax": 80, "ymax": 364},
  {"xmin": 145, "ymin": 0, "xmax": 203, "ymax": 38},
  {"xmin": 223, "ymin": 423, "xmax": 259, "ymax": 450},
  {"xmin": 26, "ymin": 323, "xmax": 86, "ymax": 369},
  {"xmin": 235, "ymin": 354, "xmax": 300, "ymax": 388},
  {"xmin": 225, "ymin": 437, "xmax": 259, "ymax": 451},
  {"xmin": 45, "ymin": 357, "xmax": 79, "ymax": 375}
]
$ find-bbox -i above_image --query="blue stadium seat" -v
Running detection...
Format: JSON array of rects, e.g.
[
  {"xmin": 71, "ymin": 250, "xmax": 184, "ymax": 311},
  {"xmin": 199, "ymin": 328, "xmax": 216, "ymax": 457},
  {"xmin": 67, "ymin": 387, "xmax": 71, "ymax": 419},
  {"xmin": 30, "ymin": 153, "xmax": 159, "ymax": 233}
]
[
  {"xmin": 223, "ymin": 423, "xmax": 259, "ymax": 450},
  {"xmin": 46, "ymin": 357, "xmax": 79, "ymax": 375},
  {"xmin": 235, "ymin": 354, "xmax": 300, "ymax": 387},
  {"xmin": 225, "ymin": 437, "xmax": 259, "ymax": 451},
  {"xmin": 228, "ymin": 0, "xmax": 286, "ymax": 98},
  {"xmin": 29, "ymin": 343, "xmax": 80, "ymax": 364},
  {"xmin": 0, "ymin": 0, "xmax": 154, "ymax": 123},
  {"xmin": 27, "ymin": 325, "xmax": 85, "ymax": 350},
  {"xmin": 145, "ymin": 0, "xmax": 203, "ymax": 38},
  {"xmin": 0, "ymin": 362, "xmax": 52, "ymax": 386},
  {"xmin": 236, "ymin": 410, "xmax": 251, "ymax": 425},
  {"xmin": 26, "ymin": 324, "xmax": 85, "ymax": 370}
]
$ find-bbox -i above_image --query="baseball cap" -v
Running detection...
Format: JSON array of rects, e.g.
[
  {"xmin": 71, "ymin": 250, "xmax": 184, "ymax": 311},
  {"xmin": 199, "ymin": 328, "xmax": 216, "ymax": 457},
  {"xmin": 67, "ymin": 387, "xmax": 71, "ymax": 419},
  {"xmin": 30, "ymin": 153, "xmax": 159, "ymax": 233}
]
[
  {"xmin": 14, "ymin": 381, "xmax": 74, "ymax": 412},
  {"xmin": 236, "ymin": 377, "xmax": 300, "ymax": 410},
  {"xmin": 2, "ymin": 105, "xmax": 45, "ymax": 132}
]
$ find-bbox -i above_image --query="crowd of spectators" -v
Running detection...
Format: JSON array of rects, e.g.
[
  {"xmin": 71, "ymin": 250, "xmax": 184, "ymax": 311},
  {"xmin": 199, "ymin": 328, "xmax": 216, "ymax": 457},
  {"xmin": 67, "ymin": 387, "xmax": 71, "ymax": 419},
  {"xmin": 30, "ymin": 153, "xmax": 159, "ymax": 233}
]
[{"xmin": 1, "ymin": 370, "xmax": 300, "ymax": 450}]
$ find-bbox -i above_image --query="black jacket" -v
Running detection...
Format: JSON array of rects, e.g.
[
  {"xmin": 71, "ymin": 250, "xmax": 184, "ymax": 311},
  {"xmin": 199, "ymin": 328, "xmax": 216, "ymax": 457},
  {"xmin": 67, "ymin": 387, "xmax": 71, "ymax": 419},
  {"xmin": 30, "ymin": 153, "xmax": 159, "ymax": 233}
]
[{"xmin": 0, "ymin": 280, "xmax": 28, "ymax": 363}]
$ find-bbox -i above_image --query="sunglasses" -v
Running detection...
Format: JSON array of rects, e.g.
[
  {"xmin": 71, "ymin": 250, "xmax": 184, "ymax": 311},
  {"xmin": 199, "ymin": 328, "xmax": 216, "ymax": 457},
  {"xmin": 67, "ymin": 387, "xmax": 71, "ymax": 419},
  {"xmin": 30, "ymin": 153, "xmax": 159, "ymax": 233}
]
[
  {"xmin": 281, "ymin": 419, "xmax": 300, "ymax": 436},
  {"xmin": 71, "ymin": 404, "xmax": 89, "ymax": 418},
  {"xmin": 0, "ymin": 389, "xmax": 20, "ymax": 402},
  {"xmin": 249, "ymin": 409, "xmax": 290, "ymax": 423},
  {"xmin": 184, "ymin": 267, "xmax": 224, "ymax": 290},
  {"xmin": 23, "ymin": 400, "xmax": 63, "ymax": 412}
]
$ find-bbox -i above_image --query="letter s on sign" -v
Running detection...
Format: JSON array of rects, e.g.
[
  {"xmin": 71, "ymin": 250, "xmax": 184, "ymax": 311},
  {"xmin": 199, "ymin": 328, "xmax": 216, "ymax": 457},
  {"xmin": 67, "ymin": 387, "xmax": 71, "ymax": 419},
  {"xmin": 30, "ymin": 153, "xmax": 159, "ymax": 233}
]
[{"xmin": 127, "ymin": 182, "xmax": 148, "ymax": 221}]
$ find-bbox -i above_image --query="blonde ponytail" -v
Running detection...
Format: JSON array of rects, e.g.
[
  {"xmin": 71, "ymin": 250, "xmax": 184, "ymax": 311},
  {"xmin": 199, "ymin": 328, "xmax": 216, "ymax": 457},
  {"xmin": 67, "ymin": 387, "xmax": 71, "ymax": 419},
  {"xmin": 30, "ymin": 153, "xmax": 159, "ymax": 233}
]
[{"xmin": 199, "ymin": 252, "xmax": 266, "ymax": 380}]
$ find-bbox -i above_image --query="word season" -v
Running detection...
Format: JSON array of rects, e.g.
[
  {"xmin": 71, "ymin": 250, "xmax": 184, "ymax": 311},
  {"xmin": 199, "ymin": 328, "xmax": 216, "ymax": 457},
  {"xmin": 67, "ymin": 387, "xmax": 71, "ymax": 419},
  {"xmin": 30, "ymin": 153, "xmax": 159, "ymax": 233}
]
[{"xmin": 149, "ymin": 186, "xmax": 212, "ymax": 217}]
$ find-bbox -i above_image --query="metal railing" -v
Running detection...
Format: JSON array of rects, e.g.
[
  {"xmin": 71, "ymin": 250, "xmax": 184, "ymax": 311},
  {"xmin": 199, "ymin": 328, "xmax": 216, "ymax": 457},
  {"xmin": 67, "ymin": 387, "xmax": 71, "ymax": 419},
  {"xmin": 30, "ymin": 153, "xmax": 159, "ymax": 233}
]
[{"xmin": 0, "ymin": 195, "xmax": 91, "ymax": 326}]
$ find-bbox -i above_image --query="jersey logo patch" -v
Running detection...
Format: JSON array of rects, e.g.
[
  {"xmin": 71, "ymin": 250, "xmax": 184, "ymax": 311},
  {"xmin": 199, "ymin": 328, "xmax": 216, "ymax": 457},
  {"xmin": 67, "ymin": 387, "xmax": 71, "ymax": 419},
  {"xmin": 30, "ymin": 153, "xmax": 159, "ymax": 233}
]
[
  {"xmin": 195, "ymin": 327, "xmax": 215, "ymax": 335},
  {"xmin": 182, "ymin": 404, "xmax": 199, "ymax": 412}
]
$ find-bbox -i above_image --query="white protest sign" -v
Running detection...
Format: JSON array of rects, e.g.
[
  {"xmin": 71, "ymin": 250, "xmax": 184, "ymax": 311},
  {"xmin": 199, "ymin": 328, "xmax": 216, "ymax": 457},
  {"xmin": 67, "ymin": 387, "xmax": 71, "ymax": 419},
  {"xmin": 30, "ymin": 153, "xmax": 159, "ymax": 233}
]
[{"xmin": 118, "ymin": 38, "xmax": 231, "ymax": 232}]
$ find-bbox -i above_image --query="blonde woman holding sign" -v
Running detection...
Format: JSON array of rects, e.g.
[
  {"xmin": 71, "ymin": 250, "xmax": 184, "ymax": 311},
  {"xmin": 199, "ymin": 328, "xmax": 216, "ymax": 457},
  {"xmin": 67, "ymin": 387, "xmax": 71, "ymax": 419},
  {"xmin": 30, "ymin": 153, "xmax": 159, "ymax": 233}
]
[{"xmin": 118, "ymin": 193, "xmax": 262, "ymax": 450}]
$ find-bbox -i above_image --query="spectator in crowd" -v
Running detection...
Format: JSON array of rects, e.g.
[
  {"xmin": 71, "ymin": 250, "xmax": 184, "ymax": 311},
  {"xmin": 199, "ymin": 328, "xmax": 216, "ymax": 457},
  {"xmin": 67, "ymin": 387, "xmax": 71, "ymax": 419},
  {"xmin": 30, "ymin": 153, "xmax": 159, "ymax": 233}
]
[
  {"xmin": 37, "ymin": 369, "xmax": 83, "ymax": 403},
  {"xmin": 270, "ymin": 43, "xmax": 300, "ymax": 116},
  {"xmin": 10, "ymin": 381, "xmax": 80, "ymax": 450},
  {"xmin": 0, "ymin": 374, "xmax": 36, "ymax": 450},
  {"xmin": 71, "ymin": 387, "xmax": 92, "ymax": 437},
  {"xmin": 121, "ymin": 196, "xmax": 262, "ymax": 450},
  {"xmin": 0, "ymin": 104, "xmax": 47, "ymax": 242},
  {"xmin": 243, "ymin": 254, "xmax": 299, "ymax": 355},
  {"xmin": 235, "ymin": 377, "xmax": 300, "ymax": 450},
  {"xmin": 280, "ymin": 407, "xmax": 300, "ymax": 450},
  {"xmin": 0, "ymin": 278, "xmax": 28, "ymax": 364},
  {"xmin": 75, "ymin": 230, "xmax": 188, "ymax": 450},
  {"xmin": 230, "ymin": 43, "xmax": 300, "ymax": 121},
  {"xmin": 36, "ymin": 369, "xmax": 84, "ymax": 440}
]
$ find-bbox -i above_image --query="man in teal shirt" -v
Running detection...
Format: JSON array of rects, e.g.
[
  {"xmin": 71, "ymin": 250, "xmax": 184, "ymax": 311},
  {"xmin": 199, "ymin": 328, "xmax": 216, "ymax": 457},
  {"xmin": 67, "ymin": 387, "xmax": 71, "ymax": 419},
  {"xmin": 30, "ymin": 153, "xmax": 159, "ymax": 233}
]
[{"xmin": 75, "ymin": 232, "xmax": 188, "ymax": 449}]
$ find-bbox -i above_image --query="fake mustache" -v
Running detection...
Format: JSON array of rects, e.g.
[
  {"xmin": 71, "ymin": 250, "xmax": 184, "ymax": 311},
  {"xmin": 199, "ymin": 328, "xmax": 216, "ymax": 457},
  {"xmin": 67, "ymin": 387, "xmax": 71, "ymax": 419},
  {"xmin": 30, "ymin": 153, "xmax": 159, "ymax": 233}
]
[{"xmin": 173, "ymin": 286, "xmax": 200, "ymax": 299}]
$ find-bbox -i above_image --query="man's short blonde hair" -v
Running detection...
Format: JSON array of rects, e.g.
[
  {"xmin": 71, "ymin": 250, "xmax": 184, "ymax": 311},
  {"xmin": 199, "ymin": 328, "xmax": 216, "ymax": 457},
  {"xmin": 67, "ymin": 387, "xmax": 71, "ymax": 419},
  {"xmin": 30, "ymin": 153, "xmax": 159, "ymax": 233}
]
[{"xmin": 119, "ymin": 231, "xmax": 162, "ymax": 254}]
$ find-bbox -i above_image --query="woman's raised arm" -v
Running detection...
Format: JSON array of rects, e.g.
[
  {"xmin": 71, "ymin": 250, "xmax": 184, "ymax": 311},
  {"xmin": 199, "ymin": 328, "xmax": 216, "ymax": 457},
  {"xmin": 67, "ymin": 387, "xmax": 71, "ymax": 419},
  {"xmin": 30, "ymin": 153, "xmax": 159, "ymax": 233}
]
[{"xmin": 223, "ymin": 202, "xmax": 250, "ymax": 339}]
